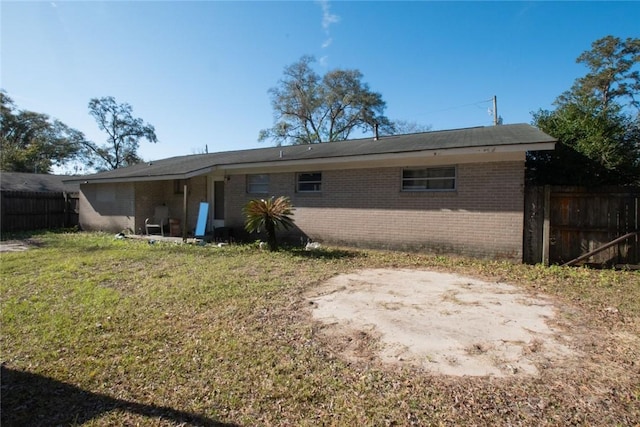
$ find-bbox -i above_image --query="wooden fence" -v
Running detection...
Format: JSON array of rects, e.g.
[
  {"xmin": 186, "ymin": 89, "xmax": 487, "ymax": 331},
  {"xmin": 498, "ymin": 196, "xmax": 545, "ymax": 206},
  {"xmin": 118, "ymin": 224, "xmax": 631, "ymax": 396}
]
[
  {"xmin": 0, "ymin": 191, "xmax": 79, "ymax": 233},
  {"xmin": 524, "ymin": 186, "xmax": 639, "ymax": 266}
]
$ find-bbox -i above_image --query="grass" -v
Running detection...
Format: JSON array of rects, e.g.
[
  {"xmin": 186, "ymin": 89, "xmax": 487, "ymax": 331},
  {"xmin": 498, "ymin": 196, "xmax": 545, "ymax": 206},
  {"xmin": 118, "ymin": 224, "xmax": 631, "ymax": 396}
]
[{"xmin": 1, "ymin": 231, "xmax": 639, "ymax": 426}]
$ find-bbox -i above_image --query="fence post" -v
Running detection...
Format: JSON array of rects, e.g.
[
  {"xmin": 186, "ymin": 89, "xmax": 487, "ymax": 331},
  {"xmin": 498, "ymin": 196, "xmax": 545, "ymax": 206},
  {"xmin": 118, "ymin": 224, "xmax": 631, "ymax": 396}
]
[
  {"xmin": 542, "ymin": 185, "xmax": 551, "ymax": 266},
  {"xmin": 0, "ymin": 192, "xmax": 5, "ymax": 232},
  {"xmin": 634, "ymin": 196, "xmax": 640, "ymax": 264}
]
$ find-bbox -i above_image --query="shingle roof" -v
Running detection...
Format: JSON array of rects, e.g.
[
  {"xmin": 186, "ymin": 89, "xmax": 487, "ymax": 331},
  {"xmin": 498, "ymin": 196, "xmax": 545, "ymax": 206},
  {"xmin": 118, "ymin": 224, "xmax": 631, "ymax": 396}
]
[
  {"xmin": 66, "ymin": 124, "xmax": 555, "ymax": 183},
  {"xmin": 1, "ymin": 172, "xmax": 80, "ymax": 192}
]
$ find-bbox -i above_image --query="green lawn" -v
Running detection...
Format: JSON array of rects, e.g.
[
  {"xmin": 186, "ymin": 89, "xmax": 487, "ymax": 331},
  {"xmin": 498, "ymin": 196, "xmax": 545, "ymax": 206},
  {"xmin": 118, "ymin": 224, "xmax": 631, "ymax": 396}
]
[{"xmin": 1, "ymin": 232, "xmax": 639, "ymax": 426}]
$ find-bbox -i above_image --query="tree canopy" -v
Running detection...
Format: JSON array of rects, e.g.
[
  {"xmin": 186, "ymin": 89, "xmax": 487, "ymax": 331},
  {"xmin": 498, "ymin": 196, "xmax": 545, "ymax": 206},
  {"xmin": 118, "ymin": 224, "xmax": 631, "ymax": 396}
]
[
  {"xmin": 0, "ymin": 91, "xmax": 86, "ymax": 173},
  {"xmin": 529, "ymin": 36, "xmax": 640, "ymax": 186},
  {"xmin": 0, "ymin": 92, "xmax": 158, "ymax": 173},
  {"xmin": 560, "ymin": 36, "xmax": 640, "ymax": 111},
  {"xmin": 259, "ymin": 56, "xmax": 393, "ymax": 145},
  {"xmin": 383, "ymin": 120, "xmax": 432, "ymax": 136},
  {"xmin": 86, "ymin": 96, "xmax": 157, "ymax": 170}
]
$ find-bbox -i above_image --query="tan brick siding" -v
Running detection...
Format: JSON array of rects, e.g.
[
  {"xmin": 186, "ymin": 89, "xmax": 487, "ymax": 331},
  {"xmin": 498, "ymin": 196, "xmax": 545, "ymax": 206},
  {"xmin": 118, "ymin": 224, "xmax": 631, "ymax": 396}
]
[
  {"xmin": 134, "ymin": 177, "xmax": 207, "ymax": 235},
  {"xmin": 79, "ymin": 183, "xmax": 135, "ymax": 232},
  {"xmin": 80, "ymin": 177, "xmax": 208, "ymax": 235},
  {"xmin": 225, "ymin": 162, "xmax": 524, "ymax": 260},
  {"xmin": 79, "ymin": 162, "xmax": 524, "ymax": 259}
]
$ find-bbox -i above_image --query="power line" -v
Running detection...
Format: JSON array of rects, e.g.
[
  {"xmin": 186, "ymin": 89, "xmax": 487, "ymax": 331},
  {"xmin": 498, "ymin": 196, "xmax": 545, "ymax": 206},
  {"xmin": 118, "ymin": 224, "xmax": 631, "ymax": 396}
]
[{"xmin": 416, "ymin": 98, "xmax": 493, "ymax": 116}]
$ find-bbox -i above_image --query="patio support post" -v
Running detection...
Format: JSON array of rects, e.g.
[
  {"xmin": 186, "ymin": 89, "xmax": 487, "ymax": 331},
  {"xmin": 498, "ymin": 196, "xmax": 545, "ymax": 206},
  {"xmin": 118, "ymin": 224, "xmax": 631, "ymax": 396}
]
[{"xmin": 182, "ymin": 183, "xmax": 188, "ymax": 242}]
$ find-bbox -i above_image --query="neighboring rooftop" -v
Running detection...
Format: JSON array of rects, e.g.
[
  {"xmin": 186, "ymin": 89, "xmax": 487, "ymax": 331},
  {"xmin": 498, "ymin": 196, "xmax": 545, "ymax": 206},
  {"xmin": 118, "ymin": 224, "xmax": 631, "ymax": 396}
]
[{"xmin": 1, "ymin": 172, "xmax": 79, "ymax": 193}]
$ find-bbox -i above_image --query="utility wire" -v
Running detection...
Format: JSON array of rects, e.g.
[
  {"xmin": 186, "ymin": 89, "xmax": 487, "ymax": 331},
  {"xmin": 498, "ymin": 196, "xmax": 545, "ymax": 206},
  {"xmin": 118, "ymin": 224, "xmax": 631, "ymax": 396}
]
[{"xmin": 415, "ymin": 98, "xmax": 493, "ymax": 116}]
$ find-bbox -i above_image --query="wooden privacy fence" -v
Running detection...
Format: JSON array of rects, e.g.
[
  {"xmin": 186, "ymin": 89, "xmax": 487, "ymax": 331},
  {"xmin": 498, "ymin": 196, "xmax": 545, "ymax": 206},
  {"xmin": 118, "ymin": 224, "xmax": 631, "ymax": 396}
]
[
  {"xmin": 524, "ymin": 186, "xmax": 639, "ymax": 267},
  {"xmin": 0, "ymin": 191, "xmax": 79, "ymax": 232}
]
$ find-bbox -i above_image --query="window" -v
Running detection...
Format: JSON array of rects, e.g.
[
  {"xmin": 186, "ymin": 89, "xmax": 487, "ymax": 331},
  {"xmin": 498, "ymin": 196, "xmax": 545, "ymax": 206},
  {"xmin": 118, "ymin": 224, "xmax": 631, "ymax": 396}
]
[
  {"xmin": 96, "ymin": 185, "xmax": 115, "ymax": 202},
  {"xmin": 297, "ymin": 172, "xmax": 322, "ymax": 192},
  {"xmin": 247, "ymin": 174, "xmax": 269, "ymax": 193},
  {"xmin": 402, "ymin": 166, "xmax": 456, "ymax": 191},
  {"xmin": 174, "ymin": 179, "xmax": 187, "ymax": 194}
]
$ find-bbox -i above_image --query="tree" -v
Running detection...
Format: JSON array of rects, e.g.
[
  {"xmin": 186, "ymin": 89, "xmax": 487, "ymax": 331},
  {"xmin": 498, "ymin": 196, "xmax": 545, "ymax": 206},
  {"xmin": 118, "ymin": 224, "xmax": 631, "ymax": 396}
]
[
  {"xmin": 86, "ymin": 96, "xmax": 157, "ymax": 170},
  {"xmin": 559, "ymin": 36, "xmax": 640, "ymax": 111},
  {"xmin": 385, "ymin": 120, "xmax": 432, "ymax": 136},
  {"xmin": 243, "ymin": 196, "xmax": 295, "ymax": 251},
  {"xmin": 0, "ymin": 91, "xmax": 86, "ymax": 173},
  {"xmin": 529, "ymin": 36, "xmax": 640, "ymax": 186},
  {"xmin": 530, "ymin": 100, "xmax": 640, "ymax": 185},
  {"xmin": 259, "ymin": 56, "xmax": 393, "ymax": 145}
]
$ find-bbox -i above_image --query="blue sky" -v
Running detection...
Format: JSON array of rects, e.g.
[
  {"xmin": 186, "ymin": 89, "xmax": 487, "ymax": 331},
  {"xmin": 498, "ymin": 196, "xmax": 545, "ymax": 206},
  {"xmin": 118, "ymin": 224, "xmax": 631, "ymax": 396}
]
[{"xmin": 2, "ymin": 1, "xmax": 639, "ymax": 171}]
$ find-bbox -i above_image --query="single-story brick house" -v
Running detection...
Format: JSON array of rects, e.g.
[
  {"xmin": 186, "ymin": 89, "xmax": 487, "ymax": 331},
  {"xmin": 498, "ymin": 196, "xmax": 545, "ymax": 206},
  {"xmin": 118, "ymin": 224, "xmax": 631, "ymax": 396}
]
[{"xmin": 64, "ymin": 124, "xmax": 555, "ymax": 261}]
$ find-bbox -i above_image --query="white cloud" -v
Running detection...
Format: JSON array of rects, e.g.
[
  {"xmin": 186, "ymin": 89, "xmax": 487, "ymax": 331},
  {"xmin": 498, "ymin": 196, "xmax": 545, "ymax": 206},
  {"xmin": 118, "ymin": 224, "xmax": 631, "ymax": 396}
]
[
  {"xmin": 317, "ymin": 1, "xmax": 340, "ymax": 66},
  {"xmin": 318, "ymin": 0, "xmax": 339, "ymax": 30}
]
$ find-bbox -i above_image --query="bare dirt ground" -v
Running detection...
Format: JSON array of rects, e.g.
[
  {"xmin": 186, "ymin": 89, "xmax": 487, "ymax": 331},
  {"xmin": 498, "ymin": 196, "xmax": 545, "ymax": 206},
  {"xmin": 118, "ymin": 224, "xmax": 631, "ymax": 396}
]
[
  {"xmin": 0, "ymin": 240, "xmax": 39, "ymax": 252},
  {"xmin": 308, "ymin": 268, "xmax": 579, "ymax": 377}
]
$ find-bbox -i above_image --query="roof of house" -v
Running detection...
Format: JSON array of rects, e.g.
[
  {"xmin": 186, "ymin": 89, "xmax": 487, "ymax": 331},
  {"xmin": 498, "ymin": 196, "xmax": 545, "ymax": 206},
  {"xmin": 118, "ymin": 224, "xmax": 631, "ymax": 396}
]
[
  {"xmin": 65, "ymin": 123, "xmax": 555, "ymax": 184},
  {"xmin": 1, "ymin": 172, "xmax": 80, "ymax": 192}
]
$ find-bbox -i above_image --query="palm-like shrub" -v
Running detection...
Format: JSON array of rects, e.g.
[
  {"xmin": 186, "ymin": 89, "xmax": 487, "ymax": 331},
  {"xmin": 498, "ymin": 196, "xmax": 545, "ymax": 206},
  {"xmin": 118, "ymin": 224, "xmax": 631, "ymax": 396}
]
[{"xmin": 243, "ymin": 196, "xmax": 295, "ymax": 251}]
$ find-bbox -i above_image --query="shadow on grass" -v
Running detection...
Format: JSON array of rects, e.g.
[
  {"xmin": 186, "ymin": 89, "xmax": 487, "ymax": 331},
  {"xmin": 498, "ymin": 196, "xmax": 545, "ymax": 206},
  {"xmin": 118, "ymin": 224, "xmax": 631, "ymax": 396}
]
[
  {"xmin": 0, "ymin": 228, "xmax": 78, "ymax": 242},
  {"xmin": 1, "ymin": 365, "xmax": 238, "ymax": 427},
  {"xmin": 286, "ymin": 246, "xmax": 362, "ymax": 260}
]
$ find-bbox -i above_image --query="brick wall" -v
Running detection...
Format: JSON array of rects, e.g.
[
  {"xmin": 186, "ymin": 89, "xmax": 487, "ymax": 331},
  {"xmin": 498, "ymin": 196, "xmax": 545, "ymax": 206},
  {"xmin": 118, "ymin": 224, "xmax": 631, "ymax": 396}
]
[
  {"xmin": 80, "ymin": 177, "xmax": 208, "ymax": 235},
  {"xmin": 225, "ymin": 161, "xmax": 525, "ymax": 260},
  {"xmin": 134, "ymin": 177, "xmax": 207, "ymax": 235},
  {"xmin": 79, "ymin": 183, "xmax": 135, "ymax": 232}
]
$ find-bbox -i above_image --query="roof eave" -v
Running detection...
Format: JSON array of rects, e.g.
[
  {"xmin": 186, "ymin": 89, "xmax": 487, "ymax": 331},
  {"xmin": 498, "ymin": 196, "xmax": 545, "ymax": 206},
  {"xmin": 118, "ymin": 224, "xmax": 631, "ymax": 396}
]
[
  {"xmin": 219, "ymin": 141, "xmax": 556, "ymax": 172},
  {"xmin": 65, "ymin": 166, "xmax": 214, "ymax": 185},
  {"xmin": 68, "ymin": 141, "xmax": 555, "ymax": 184}
]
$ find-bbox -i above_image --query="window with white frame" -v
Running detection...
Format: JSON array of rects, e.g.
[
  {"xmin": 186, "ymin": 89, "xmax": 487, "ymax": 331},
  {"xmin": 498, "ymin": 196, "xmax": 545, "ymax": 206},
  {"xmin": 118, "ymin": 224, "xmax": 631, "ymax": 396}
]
[
  {"xmin": 247, "ymin": 174, "xmax": 270, "ymax": 193},
  {"xmin": 297, "ymin": 172, "xmax": 322, "ymax": 193},
  {"xmin": 402, "ymin": 166, "xmax": 456, "ymax": 191}
]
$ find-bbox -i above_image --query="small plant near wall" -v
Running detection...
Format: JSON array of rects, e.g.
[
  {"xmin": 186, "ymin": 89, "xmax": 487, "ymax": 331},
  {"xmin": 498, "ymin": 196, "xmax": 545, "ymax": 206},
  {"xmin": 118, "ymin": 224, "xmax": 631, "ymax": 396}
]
[{"xmin": 243, "ymin": 196, "xmax": 295, "ymax": 251}]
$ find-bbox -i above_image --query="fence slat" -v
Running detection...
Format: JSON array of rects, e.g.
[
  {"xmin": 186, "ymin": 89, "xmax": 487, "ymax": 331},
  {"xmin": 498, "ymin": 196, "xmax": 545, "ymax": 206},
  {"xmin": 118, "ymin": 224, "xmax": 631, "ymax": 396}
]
[
  {"xmin": 0, "ymin": 191, "xmax": 79, "ymax": 232},
  {"xmin": 525, "ymin": 186, "xmax": 640, "ymax": 266}
]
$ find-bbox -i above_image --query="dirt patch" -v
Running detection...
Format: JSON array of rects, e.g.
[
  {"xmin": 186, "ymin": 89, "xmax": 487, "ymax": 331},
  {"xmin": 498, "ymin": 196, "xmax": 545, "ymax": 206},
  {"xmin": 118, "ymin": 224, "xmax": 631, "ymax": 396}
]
[
  {"xmin": 308, "ymin": 269, "xmax": 578, "ymax": 377},
  {"xmin": 0, "ymin": 239, "xmax": 43, "ymax": 252}
]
